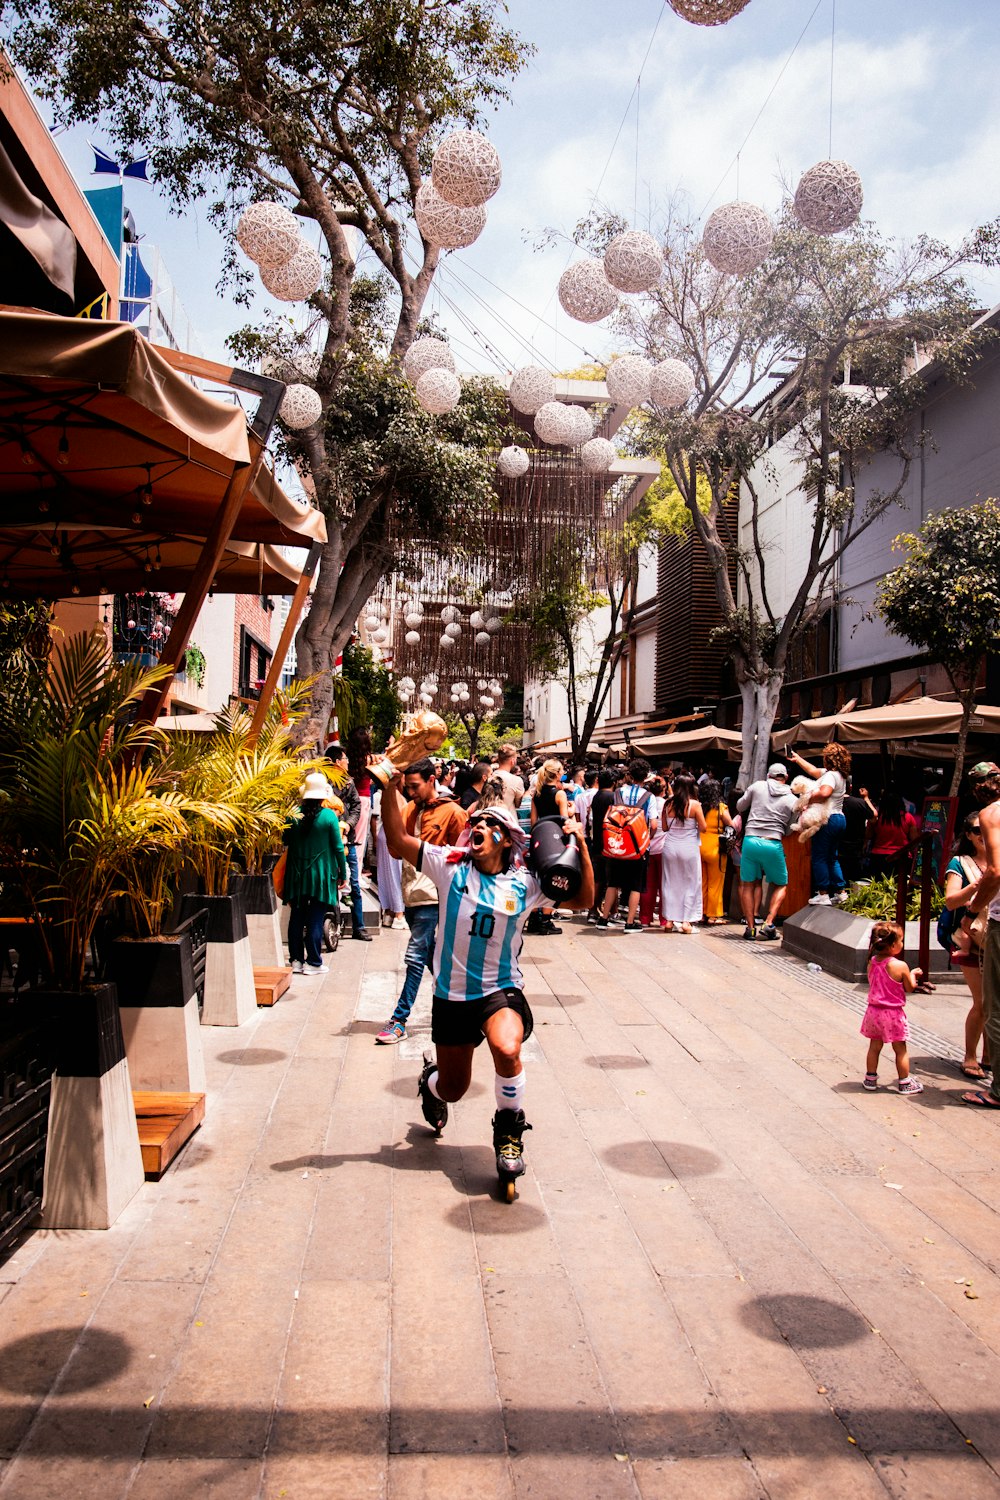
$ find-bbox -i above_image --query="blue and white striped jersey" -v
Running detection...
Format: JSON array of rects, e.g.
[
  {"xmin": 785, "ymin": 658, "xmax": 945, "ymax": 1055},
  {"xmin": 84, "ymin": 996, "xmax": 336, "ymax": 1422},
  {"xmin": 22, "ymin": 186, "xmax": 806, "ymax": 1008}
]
[{"xmin": 417, "ymin": 843, "xmax": 548, "ymax": 1004}]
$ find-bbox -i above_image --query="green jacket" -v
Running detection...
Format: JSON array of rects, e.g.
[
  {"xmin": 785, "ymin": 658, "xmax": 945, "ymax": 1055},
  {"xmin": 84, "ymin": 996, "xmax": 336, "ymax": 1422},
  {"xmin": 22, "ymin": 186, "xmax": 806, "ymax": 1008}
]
[{"xmin": 282, "ymin": 805, "xmax": 347, "ymax": 906}]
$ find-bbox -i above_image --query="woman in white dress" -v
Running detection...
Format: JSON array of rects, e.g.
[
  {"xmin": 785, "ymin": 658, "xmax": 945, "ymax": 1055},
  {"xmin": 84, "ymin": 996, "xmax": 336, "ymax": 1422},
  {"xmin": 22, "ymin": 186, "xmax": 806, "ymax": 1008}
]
[{"xmin": 659, "ymin": 775, "xmax": 707, "ymax": 933}]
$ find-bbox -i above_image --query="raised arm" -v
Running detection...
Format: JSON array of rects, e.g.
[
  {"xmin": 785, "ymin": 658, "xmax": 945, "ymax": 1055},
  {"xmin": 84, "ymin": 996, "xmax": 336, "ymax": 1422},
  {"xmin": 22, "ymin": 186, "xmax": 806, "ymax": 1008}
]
[
  {"xmin": 380, "ymin": 773, "xmax": 421, "ymax": 866},
  {"xmin": 790, "ymin": 750, "xmax": 823, "ymax": 780}
]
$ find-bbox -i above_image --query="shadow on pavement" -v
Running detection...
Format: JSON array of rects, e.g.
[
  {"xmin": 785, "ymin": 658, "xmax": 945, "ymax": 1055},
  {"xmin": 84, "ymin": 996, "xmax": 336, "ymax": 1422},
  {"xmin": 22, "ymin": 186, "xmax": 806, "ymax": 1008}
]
[
  {"xmin": 740, "ymin": 1292, "xmax": 870, "ymax": 1349},
  {"xmin": 602, "ymin": 1140, "xmax": 722, "ymax": 1179},
  {"xmin": 0, "ymin": 1327, "xmax": 132, "ymax": 1395},
  {"xmin": 215, "ymin": 1048, "xmax": 288, "ymax": 1066},
  {"xmin": 585, "ymin": 1054, "xmax": 649, "ymax": 1069}
]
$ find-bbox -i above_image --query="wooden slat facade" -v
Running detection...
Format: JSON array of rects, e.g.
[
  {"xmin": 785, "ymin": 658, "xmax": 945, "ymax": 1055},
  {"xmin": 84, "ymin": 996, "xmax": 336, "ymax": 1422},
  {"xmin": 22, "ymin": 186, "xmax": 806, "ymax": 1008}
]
[{"xmin": 654, "ymin": 494, "xmax": 738, "ymax": 717}]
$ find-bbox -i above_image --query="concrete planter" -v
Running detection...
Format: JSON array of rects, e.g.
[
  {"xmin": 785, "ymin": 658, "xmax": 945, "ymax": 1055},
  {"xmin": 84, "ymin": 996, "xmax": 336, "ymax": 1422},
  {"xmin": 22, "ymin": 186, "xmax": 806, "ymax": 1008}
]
[
  {"xmin": 177, "ymin": 893, "xmax": 256, "ymax": 1027},
  {"xmin": 229, "ymin": 873, "xmax": 283, "ymax": 967},
  {"xmin": 107, "ymin": 932, "xmax": 206, "ymax": 1094},
  {"xmin": 39, "ymin": 985, "xmax": 145, "ymax": 1230},
  {"xmin": 781, "ymin": 905, "xmax": 951, "ymax": 982}
]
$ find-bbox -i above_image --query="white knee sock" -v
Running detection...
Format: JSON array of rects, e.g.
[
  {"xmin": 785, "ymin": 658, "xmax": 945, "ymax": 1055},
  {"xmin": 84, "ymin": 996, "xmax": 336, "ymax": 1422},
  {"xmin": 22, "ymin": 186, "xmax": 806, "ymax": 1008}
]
[
  {"xmin": 427, "ymin": 1070, "xmax": 443, "ymax": 1101},
  {"xmin": 496, "ymin": 1070, "xmax": 525, "ymax": 1114}
]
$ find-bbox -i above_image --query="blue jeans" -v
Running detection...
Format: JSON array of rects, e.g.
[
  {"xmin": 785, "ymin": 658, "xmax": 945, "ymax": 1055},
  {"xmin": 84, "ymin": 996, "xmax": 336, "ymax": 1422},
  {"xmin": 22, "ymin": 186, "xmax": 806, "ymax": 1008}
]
[
  {"xmin": 811, "ymin": 812, "xmax": 847, "ymax": 894},
  {"xmin": 346, "ymin": 843, "xmax": 364, "ymax": 932},
  {"xmin": 288, "ymin": 899, "xmax": 326, "ymax": 967},
  {"xmin": 391, "ymin": 905, "xmax": 438, "ymax": 1025}
]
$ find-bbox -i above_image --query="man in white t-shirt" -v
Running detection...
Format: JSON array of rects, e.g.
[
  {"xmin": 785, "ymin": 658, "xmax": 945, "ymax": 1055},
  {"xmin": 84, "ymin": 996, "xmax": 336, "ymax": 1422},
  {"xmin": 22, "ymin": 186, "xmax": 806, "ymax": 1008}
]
[
  {"xmin": 381, "ymin": 773, "xmax": 594, "ymax": 1194},
  {"xmin": 963, "ymin": 762, "xmax": 1000, "ymax": 1110},
  {"xmin": 494, "ymin": 742, "xmax": 525, "ymax": 814}
]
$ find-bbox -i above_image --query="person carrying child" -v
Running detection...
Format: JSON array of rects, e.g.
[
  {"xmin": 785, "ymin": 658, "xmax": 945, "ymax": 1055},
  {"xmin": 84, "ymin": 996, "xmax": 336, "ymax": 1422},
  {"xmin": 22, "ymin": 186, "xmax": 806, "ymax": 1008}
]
[{"xmin": 861, "ymin": 921, "xmax": 923, "ymax": 1094}]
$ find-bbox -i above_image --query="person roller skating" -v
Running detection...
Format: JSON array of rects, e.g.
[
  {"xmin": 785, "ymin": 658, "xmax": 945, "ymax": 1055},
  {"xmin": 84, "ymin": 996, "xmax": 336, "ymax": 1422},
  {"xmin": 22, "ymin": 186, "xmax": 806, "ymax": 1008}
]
[{"xmin": 382, "ymin": 767, "xmax": 594, "ymax": 1201}]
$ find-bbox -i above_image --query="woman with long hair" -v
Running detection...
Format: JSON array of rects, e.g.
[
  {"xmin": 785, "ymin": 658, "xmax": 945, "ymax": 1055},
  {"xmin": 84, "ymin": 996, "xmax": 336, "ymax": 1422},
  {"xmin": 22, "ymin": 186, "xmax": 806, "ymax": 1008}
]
[
  {"xmin": 790, "ymin": 742, "xmax": 852, "ymax": 904},
  {"xmin": 943, "ymin": 811, "xmax": 991, "ymax": 1079},
  {"xmin": 283, "ymin": 772, "xmax": 348, "ymax": 975},
  {"xmin": 658, "ymin": 774, "xmax": 706, "ymax": 933},
  {"xmin": 698, "ymin": 777, "xmax": 734, "ymax": 924},
  {"xmin": 528, "ymin": 759, "xmax": 569, "ymax": 933},
  {"xmin": 866, "ymin": 791, "xmax": 919, "ymax": 880}
]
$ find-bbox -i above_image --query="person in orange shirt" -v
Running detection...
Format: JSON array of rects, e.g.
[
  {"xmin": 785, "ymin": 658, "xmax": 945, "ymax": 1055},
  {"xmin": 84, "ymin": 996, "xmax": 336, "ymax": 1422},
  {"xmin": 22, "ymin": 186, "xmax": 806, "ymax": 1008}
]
[{"xmin": 375, "ymin": 758, "xmax": 468, "ymax": 1045}]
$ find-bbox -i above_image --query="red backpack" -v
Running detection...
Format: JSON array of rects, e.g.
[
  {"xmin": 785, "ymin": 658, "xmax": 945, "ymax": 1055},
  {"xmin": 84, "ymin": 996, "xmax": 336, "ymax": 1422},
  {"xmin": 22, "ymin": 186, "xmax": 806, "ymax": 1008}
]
[{"xmin": 602, "ymin": 787, "xmax": 651, "ymax": 859}]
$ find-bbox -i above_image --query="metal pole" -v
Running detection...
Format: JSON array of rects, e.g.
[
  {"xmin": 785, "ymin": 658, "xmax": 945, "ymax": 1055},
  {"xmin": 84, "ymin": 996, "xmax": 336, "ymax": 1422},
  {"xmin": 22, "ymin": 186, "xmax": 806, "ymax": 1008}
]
[{"xmin": 247, "ymin": 542, "xmax": 323, "ymax": 747}]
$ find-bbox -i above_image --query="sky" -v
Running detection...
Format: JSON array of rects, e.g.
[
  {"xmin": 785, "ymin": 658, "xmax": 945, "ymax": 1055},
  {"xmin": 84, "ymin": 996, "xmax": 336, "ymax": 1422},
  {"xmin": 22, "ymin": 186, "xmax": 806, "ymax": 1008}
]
[{"xmin": 40, "ymin": 0, "xmax": 1000, "ymax": 374}]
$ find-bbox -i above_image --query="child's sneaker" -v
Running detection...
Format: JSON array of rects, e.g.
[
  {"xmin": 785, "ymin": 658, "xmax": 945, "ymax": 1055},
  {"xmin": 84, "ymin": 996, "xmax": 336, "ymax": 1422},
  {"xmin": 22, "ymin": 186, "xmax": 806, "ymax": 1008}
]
[
  {"xmin": 862, "ymin": 1072, "xmax": 878, "ymax": 1091},
  {"xmin": 375, "ymin": 1021, "xmax": 406, "ymax": 1045},
  {"xmin": 291, "ymin": 960, "xmax": 305, "ymax": 974},
  {"xmin": 897, "ymin": 1077, "xmax": 923, "ymax": 1095}
]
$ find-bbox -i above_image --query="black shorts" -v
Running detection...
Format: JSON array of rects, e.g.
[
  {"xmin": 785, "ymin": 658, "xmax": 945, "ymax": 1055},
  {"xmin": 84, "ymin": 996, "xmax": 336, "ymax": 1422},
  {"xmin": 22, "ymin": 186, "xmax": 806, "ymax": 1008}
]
[
  {"xmin": 605, "ymin": 854, "xmax": 648, "ymax": 894},
  {"xmin": 431, "ymin": 988, "xmax": 534, "ymax": 1049}
]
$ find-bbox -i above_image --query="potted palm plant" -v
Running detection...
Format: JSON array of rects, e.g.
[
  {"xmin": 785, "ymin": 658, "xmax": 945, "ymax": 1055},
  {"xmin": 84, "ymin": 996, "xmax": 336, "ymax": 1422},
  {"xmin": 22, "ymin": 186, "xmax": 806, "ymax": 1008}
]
[
  {"xmin": 0, "ymin": 631, "xmax": 198, "ymax": 1228},
  {"xmin": 167, "ymin": 688, "xmax": 324, "ymax": 1019}
]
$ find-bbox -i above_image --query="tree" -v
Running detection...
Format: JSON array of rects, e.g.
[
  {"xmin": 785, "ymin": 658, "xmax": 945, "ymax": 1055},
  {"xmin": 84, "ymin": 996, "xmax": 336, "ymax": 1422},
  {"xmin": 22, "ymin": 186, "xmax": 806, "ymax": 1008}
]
[
  {"xmin": 336, "ymin": 640, "xmax": 401, "ymax": 751},
  {"xmin": 593, "ymin": 207, "xmax": 986, "ymax": 785},
  {"xmin": 7, "ymin": 0, "xmax": 531, "ymax": 737},
  {"xmin": 445, "ymin": 714, "xmax": 521, "ymax": 763},
  {"xmin": 876, "ymin": 500, "xmax": 1000, "ymax": 794}
]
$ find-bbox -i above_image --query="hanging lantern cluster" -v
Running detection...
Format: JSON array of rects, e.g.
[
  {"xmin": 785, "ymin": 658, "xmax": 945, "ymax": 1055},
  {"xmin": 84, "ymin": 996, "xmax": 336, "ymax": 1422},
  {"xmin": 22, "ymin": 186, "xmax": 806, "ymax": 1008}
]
[
  {"xmin": 558, "ymin": 258, "xmax": 618, "ymax": 324},
  {"xmin": 497, "ymin": 444, "xmax": 530, "ymax": 479},
  {"xmin": 666, "ymin": 0, "xmax": 752, "ymax": 22},
  {"xmin": 415, "ymin": 179, "xmax": 487, "ymax": 251},
  {"xmin": 793, "ymin": 160, "xmax": 864, "ymax": 236},
  {"xmin": 701, "ymin": 201, "xmax": 774, "ymax": 276},
  {"xmin": 402, "ymin": 337, "xmax": 461, "ymax": 415},
  {"xmin": 603, "ymin": 229, "xmax": 663, "ymax": 294},
  {"xmin": 237, "ymin": 203, "xmax": 325, "ymax": 303}
]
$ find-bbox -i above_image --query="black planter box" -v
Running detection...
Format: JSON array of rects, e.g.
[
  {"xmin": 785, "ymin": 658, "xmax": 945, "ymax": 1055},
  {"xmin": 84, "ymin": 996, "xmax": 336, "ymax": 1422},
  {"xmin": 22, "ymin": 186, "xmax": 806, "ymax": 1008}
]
[
  {"xmin": 228, "ymin": 873, "xmax": 278, "ymax": 918},
  {"xmin": 177, "ymin": 892, "xmax": 248, "ymax": 946},
  {"xmin": 107, "ymin": 932, "xmax": 198, "ymax": 1009},
  {"xmin": 0, "ymin": 999, "xmax": 54, "ymax": 1257}
]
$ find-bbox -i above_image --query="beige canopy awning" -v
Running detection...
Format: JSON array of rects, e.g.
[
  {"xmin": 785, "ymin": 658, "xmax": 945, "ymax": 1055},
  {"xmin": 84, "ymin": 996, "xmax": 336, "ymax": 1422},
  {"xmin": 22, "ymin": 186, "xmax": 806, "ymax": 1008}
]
[
  {"xmin": 771, "ymin": 697, "xmax": 1000, "ymax": 749},
  {"xmin": 0, "ymin": 308, "xmax": 325, "ymax": 597},
  {"xmin": 612, "ymin": 725, "xmax": 744, "ymax": 760}
]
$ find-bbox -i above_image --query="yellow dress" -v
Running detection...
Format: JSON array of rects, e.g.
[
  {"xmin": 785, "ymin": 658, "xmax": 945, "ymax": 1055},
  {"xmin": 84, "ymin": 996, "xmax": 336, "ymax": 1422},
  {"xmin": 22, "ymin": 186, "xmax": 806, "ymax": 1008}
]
[{"xmin": 700, "ymin": 806, "xmax": 727, "ymax": 920}]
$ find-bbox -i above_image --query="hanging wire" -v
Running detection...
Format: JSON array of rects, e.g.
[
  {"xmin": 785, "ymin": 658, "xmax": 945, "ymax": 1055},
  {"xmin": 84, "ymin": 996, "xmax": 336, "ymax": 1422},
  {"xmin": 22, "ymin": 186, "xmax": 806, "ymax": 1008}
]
[
  {"xmin": 828, "ymin": 0, "xmax": 837, "ymax": 158},
  {"xmin": 697, "ymin": 0, "xmax": 825, "ymax": 222},
  {"xmin": 634, "ymin": 75, "xmax": 641, "ymax": 224}
]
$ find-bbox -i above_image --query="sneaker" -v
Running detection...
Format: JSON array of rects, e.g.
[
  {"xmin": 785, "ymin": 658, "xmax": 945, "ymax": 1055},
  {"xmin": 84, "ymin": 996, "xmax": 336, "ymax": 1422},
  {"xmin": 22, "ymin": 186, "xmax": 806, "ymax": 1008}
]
[
  {"xmin": 831, "ymin": 891, "xmax": 850, "ymax": 906},
  {"xmin": 863, "ymin": 1072, "xmax": 878, "ymax": 1091},
  {"xmin": 304, "ymin": 964, "xmax": 329, "ymax": 976},
  {"xmin": 624, "ymin": 921, "xmax": 642, "ymax": 933},
  {"xmin": 758, "ymin": 923, "xmax": 779, "ymax": 941},
  {"xmin": 586, "ymin": 914, "xmax": 598, "ymax": 925},
  {"xmin": 418, "ymin": 1052, "xmax": 448, "ymax": 1133},
  {"xmin": 540, "ymin": 919, "xmax": 562, "ymax": 935},
  {"xmin": 390, "ymin": 916, "xmax": 409, "ymax": 931},
  {"xmin": 808, "ymin": 893, "xmax": 832, "ymax": 906},
  {"xmin": 897, "ymin": 1077, "xmax": 923, "ymax": 1095},
  {"xmin": 375, "ymin": 1021, "xmax": 406, "ymax": 1045},
  {"xmin": 351, "ymin": 927, "xmax": 373, "ymax": 942},
  {"xmin": 291, "ymin": 960, "xmax": 305, "ymax": 974},
  {"xmin": 742, "ymin": 927, "xmax": 756, "ymax": 942}
]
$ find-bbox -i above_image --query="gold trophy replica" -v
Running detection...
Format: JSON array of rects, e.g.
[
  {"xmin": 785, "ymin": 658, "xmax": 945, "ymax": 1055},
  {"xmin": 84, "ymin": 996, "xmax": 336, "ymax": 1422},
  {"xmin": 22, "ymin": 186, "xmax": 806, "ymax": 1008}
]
[{"xmin": 369, "ymin": 709, "xmax": 449, "ymax": 789}]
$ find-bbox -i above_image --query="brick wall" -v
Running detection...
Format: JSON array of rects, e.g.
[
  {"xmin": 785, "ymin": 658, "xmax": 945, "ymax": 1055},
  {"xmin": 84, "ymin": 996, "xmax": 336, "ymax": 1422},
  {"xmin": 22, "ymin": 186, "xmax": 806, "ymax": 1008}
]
[{"xmin": 232, "ymin": 594, "xmax": 274, "ymax": 699}]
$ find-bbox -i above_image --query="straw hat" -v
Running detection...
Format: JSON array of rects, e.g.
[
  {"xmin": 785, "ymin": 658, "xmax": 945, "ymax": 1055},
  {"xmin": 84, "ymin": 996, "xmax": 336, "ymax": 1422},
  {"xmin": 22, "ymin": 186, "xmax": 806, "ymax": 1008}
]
[{"xmin": 301, "ymin": 772, "xmax": 336, "ymax": 801}]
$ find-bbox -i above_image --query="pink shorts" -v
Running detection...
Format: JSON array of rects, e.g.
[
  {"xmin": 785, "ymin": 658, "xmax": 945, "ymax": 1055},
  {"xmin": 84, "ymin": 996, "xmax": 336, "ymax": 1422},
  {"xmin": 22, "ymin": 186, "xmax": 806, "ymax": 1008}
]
[{"xmin": 860, "ymin": 1003, "xmax": 908, "ymax": 1044}]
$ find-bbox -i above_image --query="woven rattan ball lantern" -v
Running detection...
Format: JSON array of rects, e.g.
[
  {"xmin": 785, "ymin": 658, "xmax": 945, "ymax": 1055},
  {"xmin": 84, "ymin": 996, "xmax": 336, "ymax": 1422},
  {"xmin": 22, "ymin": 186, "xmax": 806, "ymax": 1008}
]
[
  {"xmin": 650, "ymin": 358, "xmax": 695, "ymax": 411},
  {"xmin": 415, "ymin": 179, "xmax": 487, "ymax": 250},
  {"xmin": 533, "ymin": 401, "xmax": 574, "ymax": 446},
  {"xmin": 371, "ymin": 629, "xmax": 389, "ymax": 647},
  {"xmin": 403, "ymin": 337, "xmax": 456, "ymax": 384},
  {"xmin": 558, "ymin": 258, "xmax": 618, "ymax": 324},
  {"xmin": 475, "ymin": 631, "xmax": 491, "ymax": 647},
  {"xmin": 419, "ymin": 692, "xmax": 433, "ymax": 705},
  {"xmin": 431, "ymin": 129, "xmax": 502, "ymax": 208},
  {"xmin": 580, "ymin": 437, "xmax": 616, "ymax": 473},
  {"xmin": 440, "ymin": 606, "xmax": 459, "ymax": 624},
  {"xmin": 667, "ymin": 0, "xmax": 752, "ymax": 23},
  {"xmin": 363, "ymin": 613, "xmax": 380, "ymax": 632},
  {"xmin": 702, "ymin": 201, "xmax": 774, "ymax": 276},
  {"xmin": 405, "ymin": 630, "xmax": 421, "ymax": 645},
  {"xmin": 793, "ymin": 160, "xmax": 864, "ymax": 235},
  {"xmin": 444, "ymin": 622, "xmax": 462, "ymax": 639},
  {"xmin": 603, "ymin": 230, "xmax": 664, "ymax": 294},
  {"xmin": 260, "ymin": 241, "xmax": 323, "ymax": 301},
  {"xmin": 469, "ymin": 611, "xmax": 485, "ymax": 630},
  {"xmin": 508, "ymin": 366, "xmax": 555, "ymax": 415},
  {"xmin": 606, "ymin": 354, "xmax": 653, "ymax": 408},
  {"xmin": 416, "ymin": 368, "xmax": 461, "ymax": 415},
  {"xmin": 563, "ymin": 405, "xmax": 594, "ymax": 446},
  {"xmin": 403, "ymin": 611, "xmax": 423, "ymax": 629},
  {"xmin": 485, "ymin": 615, "xmax": 503, "ymax": 634},
  {"xmin": 440, "ymin": 634, "xmax": 455, "ymax": 649},
  {"xmin": 236, "ymin": 202, "xmax": 300, "ymax": 267},
  {"xmin": 279, "ymin": 383, "xmax": 323, "ymax": 429},
  {"xmin": 497, "ymin": 444, "xmax": 530, "ymax": 479}
]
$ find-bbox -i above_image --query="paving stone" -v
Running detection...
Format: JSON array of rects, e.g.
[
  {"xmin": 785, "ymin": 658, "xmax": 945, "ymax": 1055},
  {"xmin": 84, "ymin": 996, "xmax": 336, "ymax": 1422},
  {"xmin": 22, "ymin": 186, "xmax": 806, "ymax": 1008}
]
[
  {"xmin": 634, "ymin": 1454, "xmax": 767, "ymax": 1499},
  {"xmin": 128, "ymin": 1456, "xmax": 264, "ymax": 1499},
  {"xmin": 388, "ymin": 1452, "xmax": 513, "ymax": 1499}
]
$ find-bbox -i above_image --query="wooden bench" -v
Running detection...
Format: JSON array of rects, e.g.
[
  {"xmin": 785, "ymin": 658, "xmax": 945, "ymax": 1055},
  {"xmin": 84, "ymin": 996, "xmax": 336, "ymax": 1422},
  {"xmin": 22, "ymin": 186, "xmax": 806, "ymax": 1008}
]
[
  {"xmin": 133, "ymin": 1091, "xmax": 205, "ymax": 1179},
  {"xmin": 254, "ymin": 966, "xmax": 292, "ymax": 1007}
]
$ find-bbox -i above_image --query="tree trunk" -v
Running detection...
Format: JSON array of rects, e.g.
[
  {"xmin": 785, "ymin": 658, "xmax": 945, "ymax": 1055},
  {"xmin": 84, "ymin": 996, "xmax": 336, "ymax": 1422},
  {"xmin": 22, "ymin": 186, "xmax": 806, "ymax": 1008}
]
[
  {"xmin": 950, "ymin": 689, "xmax": 977, "ymax": 797},
  {"xmin": 737, "ymin": 671, "xmax": 783, "ymax": 787}
]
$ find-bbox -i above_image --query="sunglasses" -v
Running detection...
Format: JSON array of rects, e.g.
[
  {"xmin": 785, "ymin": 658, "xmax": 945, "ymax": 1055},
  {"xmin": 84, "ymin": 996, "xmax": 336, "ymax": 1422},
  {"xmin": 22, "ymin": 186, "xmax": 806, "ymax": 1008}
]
[{"xmin": 970, "ymin": 825, "xmax": 983, "ymax": 834}]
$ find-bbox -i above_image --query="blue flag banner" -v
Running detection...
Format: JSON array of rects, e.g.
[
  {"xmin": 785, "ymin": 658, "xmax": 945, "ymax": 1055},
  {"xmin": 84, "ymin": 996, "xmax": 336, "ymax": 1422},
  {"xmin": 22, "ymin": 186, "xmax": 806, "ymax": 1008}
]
[
  {"xmin": 123, "ymin": 159, "xmax": 150, "ymax": 181},
  {"xmin": 91, "ymin": 145, "xmax": 120, "ymax": 176},
  {"xmin": 90, "ymin": 144, "xmax": 151, "ymax": 181}
]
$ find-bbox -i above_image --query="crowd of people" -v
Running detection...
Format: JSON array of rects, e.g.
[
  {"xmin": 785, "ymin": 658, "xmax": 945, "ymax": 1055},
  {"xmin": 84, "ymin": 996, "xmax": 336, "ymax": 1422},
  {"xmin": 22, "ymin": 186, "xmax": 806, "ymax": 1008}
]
[{"xmin": 278, "ymin": 729, "xmax": 1000, "ymax": 1184}]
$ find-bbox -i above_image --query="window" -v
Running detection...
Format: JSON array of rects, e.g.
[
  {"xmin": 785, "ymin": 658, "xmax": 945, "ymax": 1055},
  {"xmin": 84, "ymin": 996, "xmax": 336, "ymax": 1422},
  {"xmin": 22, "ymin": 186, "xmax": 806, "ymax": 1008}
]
[{"xmin": 238, "ymin": 625, "xmax": 272, "ymax": 701}]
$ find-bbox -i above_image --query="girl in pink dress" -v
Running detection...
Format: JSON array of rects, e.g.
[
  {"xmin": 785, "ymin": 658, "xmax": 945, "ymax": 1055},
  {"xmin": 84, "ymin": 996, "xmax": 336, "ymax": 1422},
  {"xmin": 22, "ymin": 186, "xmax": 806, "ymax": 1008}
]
[{"xmin": 862, "ymin": 921, "xmax": 923, "ymax": 1094}]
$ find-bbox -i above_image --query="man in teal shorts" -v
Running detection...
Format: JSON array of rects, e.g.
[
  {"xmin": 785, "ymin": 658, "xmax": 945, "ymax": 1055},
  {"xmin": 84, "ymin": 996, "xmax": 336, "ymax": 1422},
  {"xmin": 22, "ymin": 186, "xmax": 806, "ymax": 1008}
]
[{"xmin": 737, "ymin": 763, "xmax": 799, "ymax": 941}]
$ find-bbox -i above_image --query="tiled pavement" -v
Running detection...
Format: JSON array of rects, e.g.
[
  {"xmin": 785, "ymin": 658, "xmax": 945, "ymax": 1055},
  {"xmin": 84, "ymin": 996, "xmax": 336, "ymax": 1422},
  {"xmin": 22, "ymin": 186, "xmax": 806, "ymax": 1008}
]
[{"xmin": 2, "ymin": 921, "xmax": 1000, "ymax": 1499}]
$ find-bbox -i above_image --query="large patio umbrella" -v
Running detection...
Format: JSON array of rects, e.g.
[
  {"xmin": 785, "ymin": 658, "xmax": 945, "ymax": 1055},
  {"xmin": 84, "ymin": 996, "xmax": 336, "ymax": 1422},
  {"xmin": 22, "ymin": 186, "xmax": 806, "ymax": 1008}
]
[
  {"xmin": 771, "ymin": 696, "xmax": 1000, "ymax": 749},
  {"xmin": 610, "ymin": 724, "xmax": 744, "ymax": 759}
]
